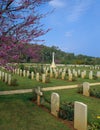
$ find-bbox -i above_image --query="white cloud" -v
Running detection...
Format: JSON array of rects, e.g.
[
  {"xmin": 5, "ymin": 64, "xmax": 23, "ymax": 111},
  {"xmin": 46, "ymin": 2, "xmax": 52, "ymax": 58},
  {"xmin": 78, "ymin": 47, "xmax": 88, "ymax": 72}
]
[
  {"xmin": 65, "ymin": 31, "xmax": 73, "ymax": 37},
  {"xmin": 68, "ymin": 0, "xmax": 94, "ymax": 22},
  {"xmin": 49, "ymin": 0, "xmax": 65, "ymax": 8}
]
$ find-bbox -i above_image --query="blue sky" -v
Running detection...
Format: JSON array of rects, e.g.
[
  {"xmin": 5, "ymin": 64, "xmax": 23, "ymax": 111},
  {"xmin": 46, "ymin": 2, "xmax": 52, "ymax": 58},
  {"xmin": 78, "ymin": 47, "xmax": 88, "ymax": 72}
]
[{"xmin": 39, "ymin": 0, "xmax": 100, "ymax": 57}]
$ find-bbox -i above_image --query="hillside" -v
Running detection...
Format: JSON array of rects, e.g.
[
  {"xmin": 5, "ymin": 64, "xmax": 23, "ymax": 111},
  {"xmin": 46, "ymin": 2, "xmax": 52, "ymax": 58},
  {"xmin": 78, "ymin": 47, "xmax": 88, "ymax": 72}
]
[{"xmin": 16, "ymin": 43, "xmax": 100, "ymax": 65}]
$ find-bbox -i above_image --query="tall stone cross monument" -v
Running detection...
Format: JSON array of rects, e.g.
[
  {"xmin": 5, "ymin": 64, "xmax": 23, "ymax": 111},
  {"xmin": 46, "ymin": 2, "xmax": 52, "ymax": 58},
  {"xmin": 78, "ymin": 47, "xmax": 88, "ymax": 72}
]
[{"xmin": 50, "ymin": 52, "xmax": 56, "ymax": 68}]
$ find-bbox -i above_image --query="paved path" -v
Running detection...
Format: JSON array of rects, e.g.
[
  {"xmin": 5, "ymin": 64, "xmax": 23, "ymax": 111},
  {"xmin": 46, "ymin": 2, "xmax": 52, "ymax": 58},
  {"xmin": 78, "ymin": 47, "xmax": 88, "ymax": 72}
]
[{"xmin": 0, "ymin": 82, "xmax": 100, "ymax": 96}]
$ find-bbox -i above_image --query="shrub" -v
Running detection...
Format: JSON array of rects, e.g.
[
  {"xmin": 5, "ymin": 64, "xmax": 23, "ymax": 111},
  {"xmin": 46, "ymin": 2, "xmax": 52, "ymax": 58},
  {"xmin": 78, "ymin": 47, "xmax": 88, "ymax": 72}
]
[
  {"xmin": 45, "ymin": 76, "xmax": 50, "ymax": 83},
  {"xmin": 88, "ymin": 121, "xmax": 100, "ymax": 130},
  {"xmin": 19, "ymin": 64, "xmax": 25, "ymax": 71},
  {"xmin": 29, "ymin": 67, "xmax": 35, "ymax": 73},
  {"xmin": 59, "ymin": 102, "xmax": 74, "ymax": 121},
  {"xmin": 11, "ymin": 78, "xmax": 18, "ymax": 86},
  {"xmin": 72, "ymin": 76, "xmax": 77, "ymax": 81},
  {"xmin": 93, "ymin": 75, "xmax": 98, "ymax": 80},
  {"xmin": 28, "ymin": 74, "xmax": 31, "ymax": 79},
  {"xmin": 90, "ymin": 88, "xmax": 100, "ymax": 98},
  {"xmin": 77, "ymin": 84, "xmax": 83, "ymax": 93}
]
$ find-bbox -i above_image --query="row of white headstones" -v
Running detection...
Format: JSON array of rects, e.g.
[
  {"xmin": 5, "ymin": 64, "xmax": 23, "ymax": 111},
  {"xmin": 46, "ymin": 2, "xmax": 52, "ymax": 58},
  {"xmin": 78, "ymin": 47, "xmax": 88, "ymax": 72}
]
[
  {"xmin": 0, "ymin": 71, "xmax": 12, "ymax": 85},
  {"xmin": 12, "ymin": 67, "xmax": 100, "ymax": 82},
  {"xmin": 34, "ymin": 82, "xmax": 91, "ymax": 130}
]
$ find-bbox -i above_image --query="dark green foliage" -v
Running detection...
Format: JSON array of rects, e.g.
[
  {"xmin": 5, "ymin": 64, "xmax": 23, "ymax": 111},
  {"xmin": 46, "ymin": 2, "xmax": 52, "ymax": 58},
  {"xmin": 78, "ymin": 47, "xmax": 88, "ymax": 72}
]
[
  {"xmin": 16, "ymin": 44, "xmax": 100, "ymax": 65},
  {"xmin": 11, "ymin": 78, "xmax": 19, "ymax": 86},
  {"xmin": 88, "ymin": 121, "xmax": 100, "ymax": 130},
  {"xmin": 93, "ymin": 75, "xmax": 98, "ymax": 80},
  {"xmin": 77, "ymin": 84, "xmax": 83, "ymax": 93},
  {"xmin": 72, "ymin": 76, "xmax": 77, "ymax": 81},
  {"xmin": 28, "ymin": 74, "xmax": 31, "ymax": 79},
  {"xmin": 32, "ymin": 90, "xmax": 37, "ymax": 101},
  {"xmin": 19, "ymin": 64, "xmax": 25, "ymax": 71},
  {"xmin": 29, "ymin": 67, "xmax": 35, "ymax": 73},
  {"xmin": 90, "ymin": 88, "xmax": 100, "ymax": 98},
  {"xmin": 59, "ymin": 102, "xmax": 74, "ymax": 121},
  {"xmin": 45, "ymin": 76, "xmax": 50, "ymax": 83}
]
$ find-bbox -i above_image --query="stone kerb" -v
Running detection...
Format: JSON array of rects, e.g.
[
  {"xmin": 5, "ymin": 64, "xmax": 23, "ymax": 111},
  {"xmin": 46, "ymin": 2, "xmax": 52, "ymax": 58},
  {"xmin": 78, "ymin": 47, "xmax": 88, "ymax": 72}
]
[
  {"xmin": 51, "ymin": 92, "xmax": 60, "ymax": 117},
  {"xmin": 83, "ymin": 82, "xmax": 90, "ymax": 96},
  {"xmin": 74, "ymin": 101, "xmax": 87, "ymax": 130}
]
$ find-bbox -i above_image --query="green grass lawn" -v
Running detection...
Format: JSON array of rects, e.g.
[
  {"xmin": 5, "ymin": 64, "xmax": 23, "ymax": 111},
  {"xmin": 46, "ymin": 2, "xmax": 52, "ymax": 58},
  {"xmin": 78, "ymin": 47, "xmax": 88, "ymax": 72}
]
[
  {"xmin": 0, "ymin": 93, "xmax": 70, "ymax": 130},
  {"xmin": 43, "ymin": 86, "xmax": 100, "ymax": 125}
]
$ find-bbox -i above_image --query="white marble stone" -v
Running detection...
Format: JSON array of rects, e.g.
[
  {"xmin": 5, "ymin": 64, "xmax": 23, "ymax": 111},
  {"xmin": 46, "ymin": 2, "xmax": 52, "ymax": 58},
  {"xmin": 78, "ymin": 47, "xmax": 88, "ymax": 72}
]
[
  {"xmin": 51, "ymin": 93, "xmax": 60, "ymax": 117},
  {"xmin": 74, "ymin": 101, "xmax": 87, "ymax": 130}
]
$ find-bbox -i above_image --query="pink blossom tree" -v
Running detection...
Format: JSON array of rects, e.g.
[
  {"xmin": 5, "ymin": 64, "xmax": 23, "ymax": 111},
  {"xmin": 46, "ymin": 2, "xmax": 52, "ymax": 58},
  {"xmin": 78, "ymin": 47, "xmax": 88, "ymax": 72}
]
[{"xmin": 0, "ymin": 0, "xmax": 50, "ymax": 65}]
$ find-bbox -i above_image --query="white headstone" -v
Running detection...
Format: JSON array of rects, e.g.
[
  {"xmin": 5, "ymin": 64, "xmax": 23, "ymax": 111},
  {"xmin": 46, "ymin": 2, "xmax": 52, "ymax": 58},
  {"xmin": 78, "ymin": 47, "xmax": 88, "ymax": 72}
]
[
  {"xmin": 83, "ymin": 82, "xmax": 90, "ymax": 96},
  {"xmin": 97, "ymin": 71, "xmax": 100, "ymax": 78},
  {"xmin": 61, "ymin": 72, "xmax": 65, "ymax": 80},
  {"xmin": 51, "ymin": 93, "xmax": 60, "ymax": 117},
  {"xmin": 8, "ymin": 74, "xmax": 11, "ymax": 85},
  {"xmin": 50, "ymin": 70, "xmax": 53, "ymax": 78},
  {"xmin": 68, "ymin": 73, "xmax": 72, "ymax": 81},
  {"xmin": 74, "ymin": 101, "xmax": 87, "ymax": 130},
  {"xmin": 89, "ymin": 71, "xmax": 93, "ymax": 79},
  {"xmin": 17, "ymin": 69, "xmax": 20, "ymax": 75},
  {"xmin": 5, "ymin": 73, "xmax": 8, "ymax": 83},
  {"xmin": 27, "ymin": 71, "xmax": 30, "ymax": 78},
  {"xmin": 36, "ymin": 73, "xmax": 39, "ymax": 81},
  {"xmin": 81, "ymin": 72, "xmax": 85, "ymax": 79},
  {"xmin": 20, "ymin": 69, "xmax": 22, "ymax": 76},
  {"xmin": 23, "ymin": 70, "xmax": 26, "ymax": 77},
  {"xmin": 31, "ymin": 72, "xmax": 34, "ymax": 80},
  {"xmin": 1, "ymin": 72, "xmax": 4, "ymax": 81},
  {"xmin": 42, "ymin": 74, "xmax": 46, "ymax": 83}
]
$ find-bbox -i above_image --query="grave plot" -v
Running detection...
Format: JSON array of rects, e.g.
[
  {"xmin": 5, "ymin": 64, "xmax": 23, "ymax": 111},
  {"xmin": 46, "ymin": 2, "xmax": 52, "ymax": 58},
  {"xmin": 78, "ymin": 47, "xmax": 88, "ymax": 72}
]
[
  {"xmin": 0, "ymin": 93, "xmax": 70, "ymax": 130},
  {"xmin": 35, "ymin": 87, "xmax": 100, "ymax": 130},
  {"xmin": 11, "ymin": 64, "xmax": 100, "ymax": 84},
  {"xmin": 1, "ymin": 64, "xmax": 100, "ymax": 92}
]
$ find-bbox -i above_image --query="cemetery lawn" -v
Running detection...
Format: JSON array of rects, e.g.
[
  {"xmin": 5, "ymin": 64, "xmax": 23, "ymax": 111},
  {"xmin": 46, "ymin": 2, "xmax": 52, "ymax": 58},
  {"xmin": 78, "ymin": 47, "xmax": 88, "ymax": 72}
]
[
  {"xmin": 0, "ymin": 93, "xmax": 70, "ymax": 130},
  {"xmin": 1, "ymin": 73, "xmax": 100, "ymax": 91},
  {"xmin": 43, "ymin": 86, "xmax": 100, "ymax": 125}
]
